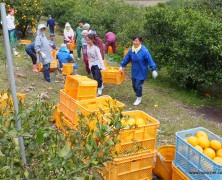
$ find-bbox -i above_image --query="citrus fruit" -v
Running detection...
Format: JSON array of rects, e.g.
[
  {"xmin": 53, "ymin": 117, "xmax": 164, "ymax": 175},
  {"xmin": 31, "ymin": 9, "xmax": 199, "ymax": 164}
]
[
  {"xmin": 203, "ymin": 148, "xmax": 216, "ymax": 159},
  {"xmin": 187, "ymin": 136, "xmax": 199, "ymax": 146},
  {"xmin": 127, "ymin": 118, "xmax": 136, "ymax": 126},
  {"xmin": 216, "ymin": 149, "xmax": 222, "ymax": 158},
  {"xmin": 210, "ymin": 140, "xmax": 222, "ymax": 151},
  {"xmin": 196, "ymin": 131, "xmax": 208, "ymax": 139},
  {"xmin": 135, "ymin": 118, "xmax": 146, "ymax": 126},
  {"xmin": 195, "ymin": 145, "xmax": 203, "ymax": 153},
  {"xmin": 198, "ymin": 137, "xmax": 210, "ymax": 149},
  {"xmin": 213, "ymin": 157, "xmax": 222, "ymax": 165}
]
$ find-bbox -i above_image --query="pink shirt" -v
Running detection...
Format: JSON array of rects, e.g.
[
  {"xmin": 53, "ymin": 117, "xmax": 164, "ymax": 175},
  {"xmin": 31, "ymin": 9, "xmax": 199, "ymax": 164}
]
[{"xmin": 105, "ymin": 32, "xmax": 116, "ymax": 42}]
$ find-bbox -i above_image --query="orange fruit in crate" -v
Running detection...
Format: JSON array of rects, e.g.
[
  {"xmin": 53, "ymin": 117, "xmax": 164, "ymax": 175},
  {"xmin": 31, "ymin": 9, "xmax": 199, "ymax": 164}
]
[
  {"xmin": 124, "ymin": 118, "xmax": 136, "ymax": 129},
  {"xmin": 203, "ymin": 148, "xmax": 216, "ymax": 159},
  {"xmin": 216, "ymin": 149, "xmax": 222, "ymax": 158},
  {"xmin": 187, "ymin": 136, "xmax": 199, "ymax": 146},
  {"xmin": 196, "ymin": 131, "xmax": 208, "ymax": 139},
  {"xmin": 213, "ymin": 157, "xmax": 222, "ymax": 165},
  {"xmin": 210, "ymin": 140, "xmax": 222, "ymax": 151},
  {"xmin": 195, "ymin": 145, "xmax": 204, "ymax": 153},
  {"xmin": 198, "ymin": 137, "xmax": 210, "ymax": 149},
  {"xmin": 135, "ymin": 118, "xmax": 146, "ymax": 126}
]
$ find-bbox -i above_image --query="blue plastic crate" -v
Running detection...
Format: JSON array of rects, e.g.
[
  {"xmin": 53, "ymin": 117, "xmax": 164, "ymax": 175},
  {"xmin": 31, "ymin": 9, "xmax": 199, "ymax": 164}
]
[{"xmin": 175, "ymin": 127, "xmax": 222, "ymax": 180}]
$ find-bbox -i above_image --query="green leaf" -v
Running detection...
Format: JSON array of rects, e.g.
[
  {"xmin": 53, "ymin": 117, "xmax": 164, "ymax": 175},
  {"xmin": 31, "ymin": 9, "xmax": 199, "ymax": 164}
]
[
  {"xmin": 0, "ymin": 166, "xmax": 9, "ymax": 173},
  {"xmin": 58, "ymin": 144, "xmax": 70, "ymax": 158},
  {"xmin": 37, "ymin": 130, "xmax": 44, "ymax": 145},
  {"xmin": 0, "ymin": 150, "xmax": 5, "ymax": 157},
  {"xmin": 24, "ymin": 170, "xmax": 29, "ymax": 178}
]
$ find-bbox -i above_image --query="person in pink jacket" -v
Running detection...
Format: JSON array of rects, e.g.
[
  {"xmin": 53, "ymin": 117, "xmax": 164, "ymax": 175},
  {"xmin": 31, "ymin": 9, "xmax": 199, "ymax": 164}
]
[{"xmin": 105, "ymin": 31, "xmax": 117, "ymax": 54}]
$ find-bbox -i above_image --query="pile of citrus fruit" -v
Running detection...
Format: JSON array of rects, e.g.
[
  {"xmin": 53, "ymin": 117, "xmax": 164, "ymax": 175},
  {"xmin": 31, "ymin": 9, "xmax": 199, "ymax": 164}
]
[
  {"xmin": 121, "ymin": 117, "xmax": 147, "ymax": 129},
  {"xmin": 185, "ymin": 131, "xmax": 222, "ymax": 165}
]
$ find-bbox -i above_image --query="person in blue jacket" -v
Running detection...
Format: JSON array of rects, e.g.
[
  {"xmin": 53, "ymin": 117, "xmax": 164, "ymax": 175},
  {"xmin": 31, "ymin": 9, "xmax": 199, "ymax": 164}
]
[
  {"xmin": 120, "ymin": 35, "xmax": 158, "ymax": 105},
  {"xmin": 57, "ymin": 44, "xmax": 78, "ymax": 74},
  {"xmin": 47, "ymin": 15, "xmax": 55, "ymax": 34}
]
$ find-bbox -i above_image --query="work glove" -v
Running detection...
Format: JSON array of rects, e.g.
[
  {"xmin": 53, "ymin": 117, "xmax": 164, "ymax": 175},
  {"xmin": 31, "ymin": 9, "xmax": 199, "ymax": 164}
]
[
  {"xmin": 40, "ymin": 51, "xmax": 47, "ymax": 59},
  {"xmin": 119, "ymin": 66, "xmax": 123, "ymax": 72},
  {"xmin": 152, "ymin": 70, "xmax": 158, "ymax": 79}
]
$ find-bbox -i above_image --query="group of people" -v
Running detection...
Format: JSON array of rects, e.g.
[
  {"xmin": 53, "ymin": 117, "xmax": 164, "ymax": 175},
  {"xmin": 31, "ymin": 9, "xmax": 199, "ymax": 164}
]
[{"xmin": 4, "ymin": 8, "xmax": 158, "ymax": 105}]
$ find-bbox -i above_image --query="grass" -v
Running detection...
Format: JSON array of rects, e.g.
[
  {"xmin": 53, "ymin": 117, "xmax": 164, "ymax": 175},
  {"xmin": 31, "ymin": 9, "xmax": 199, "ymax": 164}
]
[{"xmin": 0, "ymin": 21, "xmax": 222, "ymax": 150}]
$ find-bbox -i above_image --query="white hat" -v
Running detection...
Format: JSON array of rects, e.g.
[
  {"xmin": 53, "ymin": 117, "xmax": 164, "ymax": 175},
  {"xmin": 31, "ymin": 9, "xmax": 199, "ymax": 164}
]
[
  {"xmin": 61, "ymin": 43, "xmax": 67, "ymax": 48},
  {"xmin": 38, "ymin": 24, "xmax": 46, "ymax": 30},
  {"xmin": 81, "ymin": 30, "xmax": 88, "ymax": 35}
]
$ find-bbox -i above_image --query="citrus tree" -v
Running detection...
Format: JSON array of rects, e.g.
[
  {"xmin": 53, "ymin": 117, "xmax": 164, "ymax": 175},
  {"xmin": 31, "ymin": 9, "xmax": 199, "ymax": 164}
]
[{"xmin": 1, "ymin": 0, "xmax": 43, "ymax": 36}]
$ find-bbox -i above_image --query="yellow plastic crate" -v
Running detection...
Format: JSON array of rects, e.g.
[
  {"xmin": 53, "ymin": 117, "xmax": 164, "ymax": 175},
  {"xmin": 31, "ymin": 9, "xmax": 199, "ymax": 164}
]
[
  {"xmin": 103, "ymin": 152, "xmax": 155, "ymax": 180},
  {"xmin": 62, "ymin": 63, "xmax": 74, "ymax": 75},
  {"xmin": 101, "ymin": 66, "xmax": 126, "ymax": 84},
  {"xmin": 105, "ymin": 110, "xmax": 159, "ymax": 156},
  {"xmin": 51, "ymin": 49, "xmax": 57, "ymax": 60},
  {"xmin": 172, "ymin": 162, "xmax": 190, "ymax": 180},
  {"xmin": 76, "ymin": 95, "xmax": 125, "ymax": 129},
  {"xmin": 153, "ymin": 145, "xmax": 175, "ymax": 180},
  {"xmin": 59, "ymin": 89, "xmax": 78, "ymax": 124},
  {"xmin": 54, "ymin": 104, "xmax": 75, "ymax": 131},
  {"xmin": 64, "ymin": 75, "xmax": 97, "ymax": 100},
  {"xmin": 38, "ymin": 59, "xmax": 58, "ymax": 72},
  {"xmin": 20, "ymin": 39, "xmax": 31, "ymax": 45},
  {"xmin": 67, "ymin": 42, "xmax": 76, "ymax": 51}
]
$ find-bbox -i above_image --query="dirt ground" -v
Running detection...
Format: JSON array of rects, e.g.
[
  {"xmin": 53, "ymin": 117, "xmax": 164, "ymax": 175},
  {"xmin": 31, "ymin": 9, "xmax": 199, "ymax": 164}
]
[{"xmin": 197, "ymin": 106, "xmax": 222, "ymax": 122}]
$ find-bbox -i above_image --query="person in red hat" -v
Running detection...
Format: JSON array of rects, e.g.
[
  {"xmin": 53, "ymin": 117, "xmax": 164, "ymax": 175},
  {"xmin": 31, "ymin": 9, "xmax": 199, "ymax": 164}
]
[{"xmin": 6, "ymin": 8, "xmax": 19, "ymax": 56}]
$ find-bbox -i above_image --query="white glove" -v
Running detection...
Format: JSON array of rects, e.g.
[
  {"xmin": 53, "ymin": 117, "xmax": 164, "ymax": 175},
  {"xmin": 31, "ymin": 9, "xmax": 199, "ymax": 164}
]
[
  {"xmin": 152, "ymin": 70, "xmax": 158, "ymax": 79},
  {"xmin": 119, "ymin": 66, "xmax": 123, "ymax": 72},
  {"xmin": 40, "ymin": 52, "xmax": 47, "ymax": 59}
]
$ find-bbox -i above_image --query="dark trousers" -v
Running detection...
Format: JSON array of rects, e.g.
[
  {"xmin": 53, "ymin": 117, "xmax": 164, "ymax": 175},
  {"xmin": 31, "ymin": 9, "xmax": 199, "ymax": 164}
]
[
  {"xmin": 105, "ymin": 41, "xmax": 116, "ymax": 54},
  {"xmin": 25, "ymin": 48, "xmax": 37, "ymax": 65},
  {"xmin": 77, "ymin": 45, "xmax": 82, "ymax": 59},
  {"xmin": 91, "ymin": 65, "xmax": 102, "ymax": 88},
  {"xmin": 8, "ymin": 29, "xmax": 16, "ymax": 40},
  {"xmin": 132, "ymin": 78, "xmax": 144, "ymax": 97},
  {"xmin": 43, "ymin": 63, "xmax": 51, "ymax": 82},
  {"xmin": 49, "ymin": 26, "xmax": 54, "ymax": 34}
]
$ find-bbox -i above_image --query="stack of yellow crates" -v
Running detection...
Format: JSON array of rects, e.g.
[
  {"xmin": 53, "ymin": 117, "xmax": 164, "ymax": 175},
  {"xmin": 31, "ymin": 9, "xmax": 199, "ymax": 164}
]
[
  {"xmin": 102, "ymin": 110, "xmax": 160, "ymax": 180},
  {"xmin": 55, "ymin": 75, "xmax": 125, "ymax": 131}
]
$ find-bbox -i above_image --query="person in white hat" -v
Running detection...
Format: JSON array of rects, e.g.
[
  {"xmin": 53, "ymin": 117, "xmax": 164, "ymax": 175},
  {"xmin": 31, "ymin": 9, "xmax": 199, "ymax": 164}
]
[{"xmin": 35, "ymin": 24, "xmax": 53, "ymax": 82}]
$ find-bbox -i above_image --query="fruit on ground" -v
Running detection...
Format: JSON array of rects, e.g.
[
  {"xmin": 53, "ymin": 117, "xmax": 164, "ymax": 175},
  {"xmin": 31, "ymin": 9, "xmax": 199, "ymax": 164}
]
[
  {"xmin": 210, "ymin": 140, "xmax": 222, "ymax": 151},
  {"xmin": 195, "ymin": 145, "xmax": 203, "ymax": 153},
  {"xmin": 187, "ymin": 136, "xmax": 199, "ymax": 146},
  {"xmin": 135, "ymin": 118, "xmax": 146, "ymax": 126},
  {"xmin": 198, "ymin": 137, "xmax": 210, "ymax": 149},
  {"xmin": 203, "ymin": 148, "xmax": 216, "ymax": 159},
  {"xmin": 213, "ymin": 157, "xmax": 222, "ymax": 165},
  {"xmin": 216, "ymin": 149, "xmax": 222, "ymax": 158},
  {"xmin": 196, "ymin": 131, "xmax": 208, "ymax": 139}
]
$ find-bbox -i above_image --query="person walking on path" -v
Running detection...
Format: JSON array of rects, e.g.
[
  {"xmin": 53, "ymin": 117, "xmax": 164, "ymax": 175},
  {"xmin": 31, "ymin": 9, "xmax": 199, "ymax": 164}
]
[
  {"xmin": 25, "ymin": 42, "xmax": 38, "ymax": 72},
  {"xmin": 64, "ymin": 22, "xmax": 74, "ymax": 44},
  {"xmin": 105, "ymin": 31, "xmax": 117, "ymax": 54},
  {"xmin": 75, "ymin": 21, "xmax": 84, "ymax": 61},
  {"xmin": 120, "ymin": 35, "xmax": 158, "ymax": 106},
  {"xmin": 47, "ymin": 15, "xmax": 56, "ymax": 34},
  {"xmin": 5, "ymin": 8, "xmax": 19, "ymax": 56},
  {"xmin": 81, "ymin": 30, "xmax": 91, "ymax": 76},
  {"xmin": 35, "ymin": 24, "xmax": 53, "ymax": 82},
  {"xmin": 86, "ymin": 34, "xmax": 105, "ymax": 96}
]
